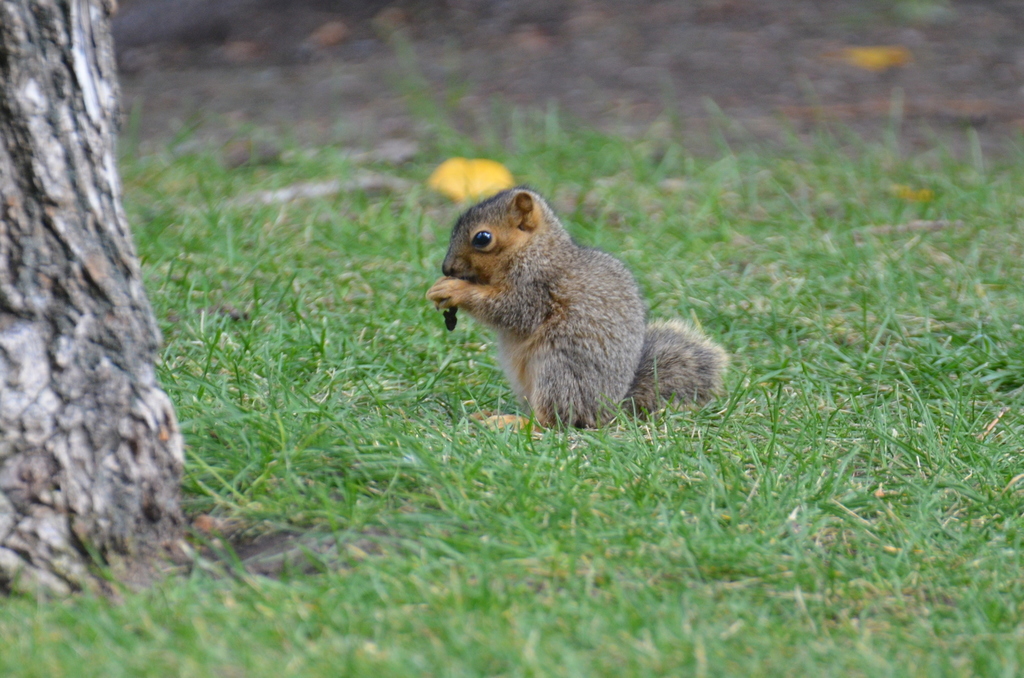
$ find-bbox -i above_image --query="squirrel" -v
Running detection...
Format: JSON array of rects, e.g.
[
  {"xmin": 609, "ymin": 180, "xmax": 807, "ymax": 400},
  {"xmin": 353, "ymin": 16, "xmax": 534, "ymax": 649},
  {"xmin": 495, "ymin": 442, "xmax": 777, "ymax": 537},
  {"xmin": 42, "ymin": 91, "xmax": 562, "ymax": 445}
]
[{"xmin": 426, "ymin": 187, "xmax": 728, "ymax": 428}]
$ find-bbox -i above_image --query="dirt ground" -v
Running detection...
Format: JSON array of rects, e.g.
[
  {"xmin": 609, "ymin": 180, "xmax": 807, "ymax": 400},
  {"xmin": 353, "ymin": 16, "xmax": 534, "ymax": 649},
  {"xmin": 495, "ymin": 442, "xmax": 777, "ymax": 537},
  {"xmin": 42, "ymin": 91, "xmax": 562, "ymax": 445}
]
[{"xmin": 114, "ymin": 0, "xmax": 1024, "ymax": 157}]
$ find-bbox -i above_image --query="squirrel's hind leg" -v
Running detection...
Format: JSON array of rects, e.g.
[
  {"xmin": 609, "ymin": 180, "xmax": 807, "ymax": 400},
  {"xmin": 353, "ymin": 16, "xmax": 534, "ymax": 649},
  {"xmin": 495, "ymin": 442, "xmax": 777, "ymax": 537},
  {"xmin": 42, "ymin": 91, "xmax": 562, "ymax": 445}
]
[
  {"xmin": 473, "ymin": 413, "xmax": 533, "ymax": 430},
  {"xmin": 529, "ymin": 352, "xmax": 610, "ymax": 428}
]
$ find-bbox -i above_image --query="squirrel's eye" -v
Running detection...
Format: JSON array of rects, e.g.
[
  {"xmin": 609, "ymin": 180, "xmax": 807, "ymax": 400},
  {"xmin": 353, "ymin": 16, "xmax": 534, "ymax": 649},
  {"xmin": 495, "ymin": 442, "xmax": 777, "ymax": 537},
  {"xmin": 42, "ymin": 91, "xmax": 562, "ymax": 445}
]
[{"xmin": 471, "ymin": 231, "xmax": 493, "ymax": 249}]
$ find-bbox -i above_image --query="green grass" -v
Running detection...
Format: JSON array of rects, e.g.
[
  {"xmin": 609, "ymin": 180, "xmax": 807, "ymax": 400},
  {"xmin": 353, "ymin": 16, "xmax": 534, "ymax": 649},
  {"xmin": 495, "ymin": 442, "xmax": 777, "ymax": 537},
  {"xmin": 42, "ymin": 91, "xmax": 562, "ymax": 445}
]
[{"xmin": 2, "ymin": 118, "xmax": 1023, "ymax": 676}]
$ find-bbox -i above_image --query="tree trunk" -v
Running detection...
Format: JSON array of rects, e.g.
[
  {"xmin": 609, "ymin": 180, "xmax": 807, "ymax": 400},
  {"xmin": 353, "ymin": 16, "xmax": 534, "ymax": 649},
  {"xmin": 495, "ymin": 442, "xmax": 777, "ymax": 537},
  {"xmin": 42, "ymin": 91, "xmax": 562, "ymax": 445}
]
[{"xmin": 0, "ymin": 0, "xmax": 183, "ymax": 594}]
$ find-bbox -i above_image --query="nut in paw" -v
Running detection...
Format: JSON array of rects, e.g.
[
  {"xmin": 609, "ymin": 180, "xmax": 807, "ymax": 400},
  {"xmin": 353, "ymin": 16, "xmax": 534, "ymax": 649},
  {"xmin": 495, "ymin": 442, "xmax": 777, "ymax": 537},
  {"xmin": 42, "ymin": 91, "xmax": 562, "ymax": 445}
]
[{"xmin": 426, "ymin": 276, "xmax": 470, "ymax": 310}]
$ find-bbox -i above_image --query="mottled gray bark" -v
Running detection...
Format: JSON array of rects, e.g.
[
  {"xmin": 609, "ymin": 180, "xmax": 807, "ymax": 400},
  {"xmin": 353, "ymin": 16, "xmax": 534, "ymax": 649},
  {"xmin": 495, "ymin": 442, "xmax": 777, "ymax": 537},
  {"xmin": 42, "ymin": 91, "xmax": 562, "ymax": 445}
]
[{"xmin": 0, "ymin": 0, "xmax": 183, "ymax": 594}]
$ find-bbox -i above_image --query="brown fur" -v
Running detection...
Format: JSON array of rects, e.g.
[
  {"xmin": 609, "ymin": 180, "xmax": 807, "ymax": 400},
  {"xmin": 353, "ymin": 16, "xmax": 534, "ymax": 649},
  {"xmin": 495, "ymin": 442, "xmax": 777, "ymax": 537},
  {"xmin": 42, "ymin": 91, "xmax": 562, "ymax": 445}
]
[
  {"xmin": 427, "ymin": 188, "xmax": 727, "ymax": 427},
  {"xmin": 625, "ymin": 320, "xmax": 729, "ymax": 415}
]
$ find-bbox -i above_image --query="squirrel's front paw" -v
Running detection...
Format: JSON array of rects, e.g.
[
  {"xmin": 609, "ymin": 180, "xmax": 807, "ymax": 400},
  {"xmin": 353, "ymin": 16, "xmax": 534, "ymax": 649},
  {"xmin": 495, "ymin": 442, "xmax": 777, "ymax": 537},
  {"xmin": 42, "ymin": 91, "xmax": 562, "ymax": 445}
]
[{"xmin": 426, "ymin": 276, "xmax": 469, "ymax": 310}]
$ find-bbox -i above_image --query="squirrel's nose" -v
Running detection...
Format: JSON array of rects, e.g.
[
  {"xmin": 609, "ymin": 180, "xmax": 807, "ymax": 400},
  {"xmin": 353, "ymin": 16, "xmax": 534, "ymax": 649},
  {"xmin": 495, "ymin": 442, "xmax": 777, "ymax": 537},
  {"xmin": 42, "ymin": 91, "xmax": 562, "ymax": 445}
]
[{"xmin": 442, "ymin": 262, "xmax": 454, "ymax": 277}]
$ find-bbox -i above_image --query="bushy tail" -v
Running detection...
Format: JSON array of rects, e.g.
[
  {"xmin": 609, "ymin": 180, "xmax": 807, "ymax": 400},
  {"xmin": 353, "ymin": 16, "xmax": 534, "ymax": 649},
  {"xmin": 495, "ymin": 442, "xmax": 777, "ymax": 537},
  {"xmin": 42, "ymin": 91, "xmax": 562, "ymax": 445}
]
[{"xmin": 625, "ymin": 320, "xmax": 728, "ymax": 415}]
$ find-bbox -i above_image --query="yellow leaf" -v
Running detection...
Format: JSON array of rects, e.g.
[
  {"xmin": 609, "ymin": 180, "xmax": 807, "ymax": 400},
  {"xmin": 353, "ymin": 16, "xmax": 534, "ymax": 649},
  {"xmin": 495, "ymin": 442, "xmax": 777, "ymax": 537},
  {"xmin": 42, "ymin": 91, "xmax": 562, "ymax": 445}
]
[
  {"xmin": 837, "ymin": 46, "xmax": 911, "ymax": 72},
  {"xmin": 428, "ymin": 158, "xmax": 515, "ymax": 202},
  {"xmin": 891, "ymin": 184, "xmax": 934, "ymax": 202}
]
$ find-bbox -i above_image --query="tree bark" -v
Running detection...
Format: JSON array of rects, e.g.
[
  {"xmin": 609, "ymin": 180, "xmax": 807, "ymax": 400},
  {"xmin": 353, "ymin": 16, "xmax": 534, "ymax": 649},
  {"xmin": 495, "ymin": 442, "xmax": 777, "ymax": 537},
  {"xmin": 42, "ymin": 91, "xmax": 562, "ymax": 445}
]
[{"xmin": 0, "ymin": 0, "xmax": 183, "ymax": 594}]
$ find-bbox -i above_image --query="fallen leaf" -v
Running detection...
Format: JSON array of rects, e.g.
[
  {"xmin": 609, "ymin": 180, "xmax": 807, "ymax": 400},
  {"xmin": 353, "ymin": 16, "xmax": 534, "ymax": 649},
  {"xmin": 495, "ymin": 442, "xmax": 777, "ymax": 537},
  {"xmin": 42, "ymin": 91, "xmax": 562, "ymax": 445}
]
[
  {"xmin": 428, "ymin": 158, "xmax": 515, "ymax": 202},
  {"xmin": 891, "ymin": 184, "xmax": 934, "ymax": 202},
  {"xmin": 833, "ymin": 46, "xmax": 911, "ymax": 72},
  {"xmin": 481, "ymin": 414, "xmax": 531, "ymax": 430}
]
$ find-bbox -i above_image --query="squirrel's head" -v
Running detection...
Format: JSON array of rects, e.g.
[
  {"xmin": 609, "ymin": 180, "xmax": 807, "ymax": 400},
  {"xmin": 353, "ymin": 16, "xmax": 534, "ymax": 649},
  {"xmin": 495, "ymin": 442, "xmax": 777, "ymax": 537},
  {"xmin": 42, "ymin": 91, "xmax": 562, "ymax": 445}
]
[{"xmin": 440, "ymin": 187, "xmax": 558, "ymax": 284}]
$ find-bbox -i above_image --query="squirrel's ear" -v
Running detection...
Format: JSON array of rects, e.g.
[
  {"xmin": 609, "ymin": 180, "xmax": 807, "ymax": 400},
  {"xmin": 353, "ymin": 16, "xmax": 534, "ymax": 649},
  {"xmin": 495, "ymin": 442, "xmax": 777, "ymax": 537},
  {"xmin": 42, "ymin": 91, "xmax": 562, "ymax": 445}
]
[{"xmin": 512, "ymin": 191, "xmax": 539, "ymax": 231}]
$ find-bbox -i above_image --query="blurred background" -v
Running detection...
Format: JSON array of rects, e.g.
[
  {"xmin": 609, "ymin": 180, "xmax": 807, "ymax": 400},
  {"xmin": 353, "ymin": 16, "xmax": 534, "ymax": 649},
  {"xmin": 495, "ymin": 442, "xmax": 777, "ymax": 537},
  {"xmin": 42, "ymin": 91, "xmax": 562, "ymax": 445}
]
[{"xmin": 114, "ymin": 0, "xmax": 1024, "ymax": 158}]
